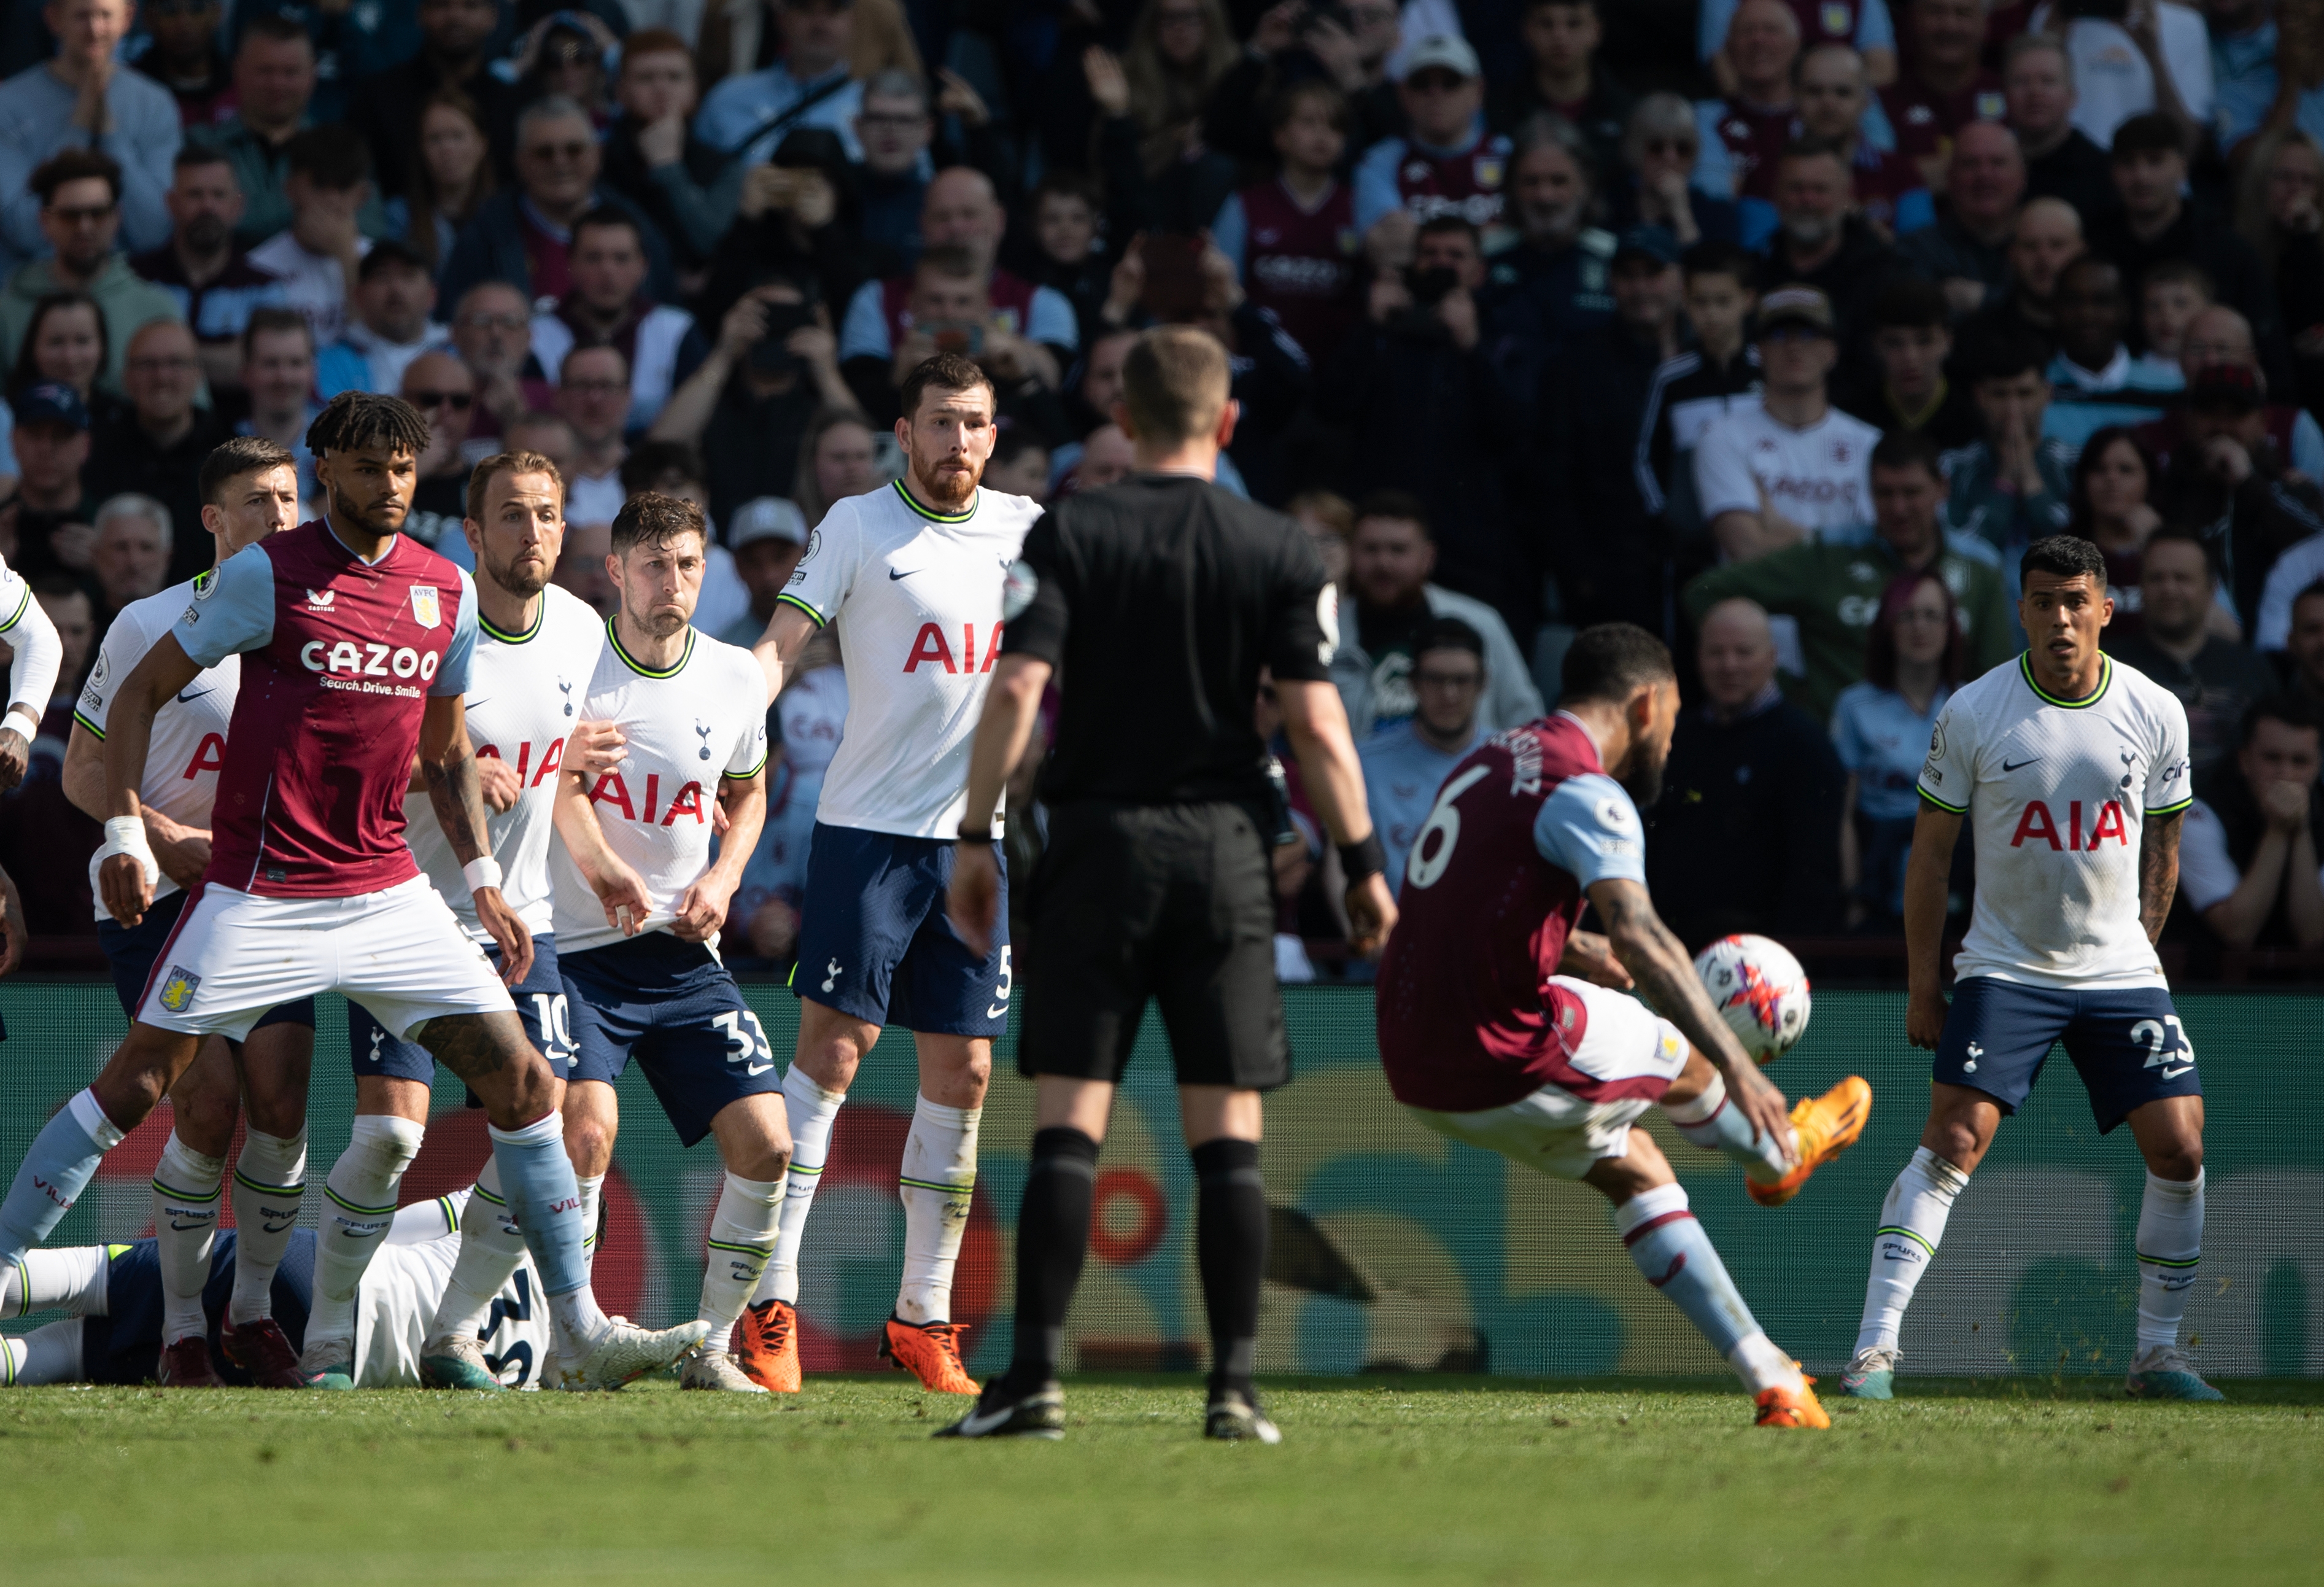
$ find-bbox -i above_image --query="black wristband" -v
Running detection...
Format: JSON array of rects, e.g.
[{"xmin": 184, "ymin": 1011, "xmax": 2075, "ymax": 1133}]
[
  {"xmin": 1338, "ymin": 831, "xmax": 1387, "ymax": 883},
  {"xmin": 956, "ymin": 828, "xmax": 995, "ymax": 845}
]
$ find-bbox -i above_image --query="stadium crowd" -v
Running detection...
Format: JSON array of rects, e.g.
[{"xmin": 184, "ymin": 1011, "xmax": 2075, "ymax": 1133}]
[{"xmin": 0, "ymin": 0, "xmax": 2322, "ymax": 980}]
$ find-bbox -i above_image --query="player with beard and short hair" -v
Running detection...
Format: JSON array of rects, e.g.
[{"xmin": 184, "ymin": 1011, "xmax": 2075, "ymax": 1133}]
[
  {"xmin": 1375, "ymin": 623, "xmax": 1872, "ymax": 1429},
  {"xmin": 739, "ymin": 352, "xmax": 1044, "ymax": 1395},
  {"xmin": 0, "ymin": 390, "xmax": 710, "ymax": 1394}
]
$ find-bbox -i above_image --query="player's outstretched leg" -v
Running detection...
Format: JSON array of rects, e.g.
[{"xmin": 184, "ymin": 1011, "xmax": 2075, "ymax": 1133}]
[
  {"xmin": 2, "ymin": 1249, "xmax": 109, "ymax": 1387},
  {"xmin": 1845, "ymin": 1144, "xmax": 1972, "ymax": 1400},
  {"xmin": 937, "ymin": 1125, "xmax": 1093, "ymax": 1440},
  {"xmin": 300, "ymin": 1095, "xmax": 428, "ymax": 1389},
  {"xmin": 1662, "ymin": 1066, "xmax": 1872, "ymax": 1206},
  {"xmin": 420, "ymin": 1159, "xmax": 527, "ymax": 1391},
  {"xmin": 0, "ymin": 1027, "xmax": 196, "ymax": 1266},
  {"xmin": 883, "ymin": 1036, "xmax": 988, "ymax": 1395}
]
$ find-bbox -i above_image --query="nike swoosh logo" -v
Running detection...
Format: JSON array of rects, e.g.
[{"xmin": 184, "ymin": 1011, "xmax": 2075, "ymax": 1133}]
[
  {"xmin": 985, "ymin": 1003, "xmax": 1009, "ymax": 1020},
  {"xmin": 176, "ymin": 688, "xmax": 214, "ymax": 704},
  {"xmin": 2160, "ymin": 1064, "xmax": 2193, "ymax": 1079},
  {"xmin": 889, "ymin": 568, "xmax": 918, "ymax": 581},
  {"xmin": 467, "ymin": 697, "xmax": 492, "ymax": 710},
  {"xmin": 744, "ymin": 1060, "xmax": 773, "ymax": 1076},
  {"xmin": 953, "ymin": 1402, "xmax": 1022, "ymax": 1436},
  {"xmin": 2002, "ymin": 757, "xmax": 2038, "ymax": 772}
]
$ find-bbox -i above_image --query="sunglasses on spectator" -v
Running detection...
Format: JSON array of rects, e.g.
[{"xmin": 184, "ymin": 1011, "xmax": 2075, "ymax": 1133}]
[
  {"xmin": 525, "ymin": 141, "xmax": 595, "ymax": 162},
  {"xmin": 409, "ymin": 389, "xmax": 474, "ymax": 410},
  {"xmin": 1640, "ymin": 139, "xmax": 1695, "ymax": 157}
]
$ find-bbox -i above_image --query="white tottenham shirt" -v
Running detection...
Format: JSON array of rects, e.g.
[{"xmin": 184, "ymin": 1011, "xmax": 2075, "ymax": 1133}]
[
  {"xmin": 403, "ymin": 584, "xmax": 606, "ymax": 942},
  {"xmin": 353, "ymin": 1191, "xmax": 551, "ymax": 1389},
  {"xmin": 74, "ymin": 578, "xmax": 242, "ymax": 922},
  {"xmin": 1692, "ymin": 404, "xmax": 1881, "ymax": 536},
  {"xmin": 778, "ymin": 480, "xmax": 1043, "ymax": 839},
  {"xmin": 549, "ymin": 624, "xmax": 769, "ymax": 955},
  {"xmin": 1918, "ymin": 653, "xmax": 2193, "ymax": 989}
]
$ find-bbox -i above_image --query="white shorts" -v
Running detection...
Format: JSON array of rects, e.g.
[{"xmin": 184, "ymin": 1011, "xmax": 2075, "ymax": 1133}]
[
  {"xmin": 1406, "ymin": 978, "xmax": 1690, "ymax": 1181},
  {"xmin": 138, "ymin": 875, "xmax": 514, "ymax": 1042}
]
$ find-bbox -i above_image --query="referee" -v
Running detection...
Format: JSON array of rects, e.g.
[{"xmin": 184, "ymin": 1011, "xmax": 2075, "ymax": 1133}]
[{"xmin": 939, "ymin": 326, "xmax": 1396, "ymax": 1443}]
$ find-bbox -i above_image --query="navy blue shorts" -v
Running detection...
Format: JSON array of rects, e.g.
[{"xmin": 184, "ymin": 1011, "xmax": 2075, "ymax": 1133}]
[
  {"xmin": 349, "ymin": 934, "xmax": 568, "ymax": 1084},
  {"xmin": 792, "ymin": 821, "xmax": 1012, "ymax": 1036},
  {"xmin": 80, "ymin": 1229, "xmax": 315, "ymax": 1386},
  {"xmin": 1934, "ymin": 976, "xmax": 2202, "ymax": 1134},
  {"xmin": 99, "ymin": 890, "xmax": 315, "ymax": 1034},
  {"xmin": 562, "ymin": 933, "xmax": 780, "ymax": 1147}
]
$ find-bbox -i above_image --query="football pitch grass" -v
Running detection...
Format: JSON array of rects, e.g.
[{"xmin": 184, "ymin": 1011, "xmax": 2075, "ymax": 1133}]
[{"xmin": 4, "ymin": 1375, "xmax": 2320, "ymax": 1585}]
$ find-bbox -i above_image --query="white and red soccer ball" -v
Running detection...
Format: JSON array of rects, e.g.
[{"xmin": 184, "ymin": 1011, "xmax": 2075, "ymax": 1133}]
[{"xmin": 1692, "ymin": 934, "xmax": 1812, "ymax": 1063}]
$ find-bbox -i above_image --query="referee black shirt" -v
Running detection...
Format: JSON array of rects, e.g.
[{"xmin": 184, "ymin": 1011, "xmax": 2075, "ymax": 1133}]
[{"xmin": 1001, "ymin": 474, "xmax": 1336, "ymax": 804}]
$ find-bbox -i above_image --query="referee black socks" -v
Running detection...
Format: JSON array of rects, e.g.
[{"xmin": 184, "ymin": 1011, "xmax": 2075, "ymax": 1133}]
[
  {"xmin": 1192, "ymin": 1138, "xmax": 1265, "ymax": 1400},
  {"xmin": 1001, "ymin": 1126, "xmax": 1100, "ymax": 1394}
]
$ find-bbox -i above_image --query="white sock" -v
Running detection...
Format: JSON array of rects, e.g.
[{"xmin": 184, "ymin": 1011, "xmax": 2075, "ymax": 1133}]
[
  {"xmin": 753, "ymin": 1066, "xmax": 844, "ymax": 1307},
  {"xmin": 1856, "ymin": 1146, "xmax": 1971, "ymax": 1356},
  {"xmin": 427, "ymin": 1158, "xmax": 527, "ymax": 1344},
  {"xmin": 896, "ymin": 1095, "xmax": 979, "ymax": 1325},
  {"xmin": 308, "ymin": 1116, "xmax": 426, "ymax": 1353},
  {"xmin": 150, "ymin": 1131, "xmax": 225, "ymax": 1345},
  {"xmin": 700, "ymin": 1171, "xmax": 785, "ymax": 1344},
  {"xmin": 577, "ymin": 1173, "xmax": 605, "ymax": 1279},
  {"xmin": 4, "ymin": 1246, "xmax": 109, "ymax": 1316},
  {"xmin": 1, "ymin": 1318, "xmax": 83, "ymax": 1386},
  {"xmin": 1727, "ymin": 1330, "xmax": 1802, "ymax": 1395},
  {"xmin": 1662, "ymin": 1073, "xmax": 1790, "ymax": 1183},
  {"xmin": 2136, "ymin": 1169, "xmax": 2204, "ymax": 1354},
  {"xmin": 229, "ymin": 1127, "xmax": 308, "ymax": 1325}
]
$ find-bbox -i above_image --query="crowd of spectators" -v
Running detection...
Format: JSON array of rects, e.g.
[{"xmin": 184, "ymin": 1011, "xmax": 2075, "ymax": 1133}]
[{"xmin": 0, "ymin": 0, "xmax": 2319, "ymax": 980}]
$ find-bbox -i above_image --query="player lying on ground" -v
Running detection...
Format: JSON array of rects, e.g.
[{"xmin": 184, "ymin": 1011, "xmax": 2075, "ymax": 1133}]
[
  {"xmin": 0, "ymin": 1187, "xmax": 548, "ymax": 1390},
  {"xmin": 1377, "ymin": 624, "xmax": 1872, "ymax": 1429},
  {"xmin": 1846, "ymin": 534, "xmax": 2218, "ymax": 1403},
  {"xmin": 62, "ymin": 439, "xmax": 319, "ymax": 1386},
  {"xmin": 0, "ymin": 394, "xmax": 706, "ymax": 1391},
  {"xmin": 743, "ymin": 353, "xmax": 1042, "ymax": 1395}
]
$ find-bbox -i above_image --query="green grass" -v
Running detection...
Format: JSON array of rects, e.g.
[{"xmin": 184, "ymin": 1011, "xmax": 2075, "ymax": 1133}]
[{"xmin": 3, "ymin": 1374, "xmax": 2320, "ymax": 1585}]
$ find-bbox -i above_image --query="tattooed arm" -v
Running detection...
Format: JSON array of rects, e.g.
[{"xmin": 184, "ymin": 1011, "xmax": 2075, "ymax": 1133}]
[
  {"xmin": 1587, "ymin": 876, "xmax": 1795, "ymax": 1155},
  {"xmin": 419, "ymin": 693, "xmax": 532, "ymax": 986},
  {"xmin": 2140, "ymin": 807, "xmax": 2184, "ymax": 945}
]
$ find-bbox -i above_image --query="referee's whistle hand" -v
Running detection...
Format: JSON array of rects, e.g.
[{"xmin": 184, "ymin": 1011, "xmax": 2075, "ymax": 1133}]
[
  {"xmin": 1344, "ymin": 873, "xmax": 1396, "ymax": 960},
  {"xmin": 947, "ymin": 842, "xmax": 1001, "ymax": 961}
]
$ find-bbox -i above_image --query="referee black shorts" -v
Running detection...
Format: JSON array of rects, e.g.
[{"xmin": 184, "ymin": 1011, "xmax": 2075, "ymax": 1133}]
[{"xmin": 1019, "ymin": 799, "xmax": 1289, "ymax": 1091}]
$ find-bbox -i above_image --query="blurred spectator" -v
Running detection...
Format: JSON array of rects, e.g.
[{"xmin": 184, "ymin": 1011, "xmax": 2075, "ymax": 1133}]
[
  {"xmin": 383, "ymin": 91, "xmax": 496, "ymax": 280},
  {"xmin": 2175, "ymin": 695, "xmax": 2324, "ymax": 950},
  {"xmin": 1119, "ymin": 0, "xmax": 1241, "ymax": 223},
  {"xmin": 2065, "ymin": 424, "xmax": 2164, "ymax": 618},
  {"xmin": 1880, "ymin": 0, "xmax": 2005, "ymax": 186},
  {"xmin": 1760, "ymin": 138, "xmax": 1902, "ymax": 359},
  {"xmin": 1943, "ymin": 325, "xmax": 2074, "ymax": 559},
  {"xmin": 529, "ymin": 210, "xmax": 705, "ymax": 433},
  {"xmin": 2135, "ymin": 257, "xmax": 2213, "ymax": 382},
  {"xmin": 695, "ymin": 0, "xmax": 866, "ymax": 168},
  {"xmin": 193, "ymin": 15, "xmax": 362, "ymax": 250},
  {"xmin": 1695, "ymin": 0, "xmax": 1800, "ymax": 204},
  {"xmin": 557, "ymin": 344, "xmax": 633, "ymax": 528},
  {"xmin": 2109, "ymin": 528, "xmax": 2280, "ymax": 790},
  {"xmin": 1202, "ymin": 0, "xmax": 1408, "ymax": 174},
  {"xmin": 1694, "ymin": 284, "xmax": 1878, "ymax": 560},
  {"xmin": 1687, "ymin": 429, "xmax": 2012, "ymax": 719},
  {"xmin": 87, "ymin": 491, "xmax": 169, "ymax": 626},
  {"xmin": 34, "ymin": 574, "xmax": 93, "ymax": 694},
  {"xmin": 1317, "ymin": 217, "xmax": 1533, "ymax": 635},
  {"xmin": 440, "ymin": 98, "xmax": 678, "ymax": 315},
  {"xmin": 2150, "ymin": 362, "xmax": 2324, "ymax": 628},
  {"xmin": 10, "ymin": 384, "xmax": 95, "ymax": 578},
  {"xmin": 2207, "ymin": 0, "xmax": 2295, "ymax": 154},
  {"xmin": 600, "ymin": 30, "xmax": 744, "ymax": 277},
  {"xmin": 1541, "ymin": 224, "xmax": 1685, "ymax": 632},
  {"xmin": 701, "ymin": 126, "xmax": 870, "ymax": 329},
  {"xmin": 399, "ymin": 349, "xmax": 476, "ymax": 550},
  {"xmin": 1490, "ymin": 0, "xmax": 1634, "ymax": 182},
  {"xmin": 616, "ymin": 439, "xmax": 749, "ymax": 637},
  {"xmin": 2132, "ymin": 304, "xmax": 2324, "ymax": 481},
  {"xmin": 1833, "ymin": 569, "xmax": 1961, "ymax": 926},
  {"xmin": 1353, "ymin": 34, "xmax": 1509, "ymax": 246},
  {"xmin": 983, "ymin": 429, "xmax": 1052, "ymax": 502},
  {"xmin": 789, "ymin": 408, "xmax": 881, "ymax": 528},
  {"xmin": 2279, "ymin": 581, "xmax": 2324, "ymax": 702},
  {"xmin": 850, "ymin": 69, "xmax": 934, "ymax": 275},
  {"xmin": 1896, "ymin": 121, "xmax": 2025, "ymax": 318},
  {"xmin": 715, "ymin": 496, "xmax": 811, "ymax": 646},
  {"xmin": 1326, "ymin": 490, "xmax": 1543, "ymax": 741},
  {"xmin": 2032, "ymin": 0, "xmax": 2209, "ymax": 151},
  {"xmin": 0, "ymin": 151, "xmax": 181, "ymax": 391},
  {"xmin": 451, "ymin": 281, "xmax": 549, "ymax": 460},
  {"xmin": 1838, "ymin": 276, "xmax": 1981, "ymax": 448},
  {"xmin": 1962, "ymin": 193, "xmax": 2083, "ymax": 353},
  {"xmin": 2234, "ymin": 128, "xmax": 2324, "ymax": 419},
  {"xmin": 246, "ymin": 127, "xmax": 381, "ymax": 349},
  {"xmin": 1359, "ymin": 615, "xmax": 1493, "ymax": 893},
  {"xmin": 1479, "ymin": 114, "xmax": 1616, "ymax": 384},
  {"xmin": 0, "ymin": 0, "xmax": 178, "ymax": 271},
  {"xmin": 128, "ymin": 0, "xmax": 231, "ymax": 130},
  {"xmin": 654, "ymin": 277, "xmax": 859, "ymax": 532},
  {"xmin": 1638, "ymin": 241, "xmax": 1762, "ymax": 522},
  {"xmin": 8, "ymin": 290, "xmax": 128, "ymax": 432},
  {"xmin": 318, "ymin": 241, "xmax": 450, "ymax": 400},
  {"xmin": 2043, "ymin": 254, "xmax": 2182, "ymax": 449},
  {"xmin": 2006, "ymin": 33, "xmax": 2117, "ymax": 223},
  {"xmin": 1784, "ymin": 44, "xmax": 1930, "ymax": 247},
  {"xmin": 346, "ymin": 0, "xmax": 510, "ymax": 203},
  {"xmin": 131, "ymin": 146, "xmax": 286, "ymax": 394},
  {"xmin": 1288, "ymin": 488, "xmax": 1354, "ymax": 589},
  {"xmin": 1647, "ymin": 595, "xmax": 1846, "ymax": 946},
  {"xmin": 88, "ymin": 320, "xmax": 226, "ymax": 586},
  {"xmin": 1700, "ymin": 0, "xmax": 1898, "ymax": 97},
  {"xmin": 1212, "ymin": 80, "xmax": 1364, "ymax": 370},
  {"xmin": 233, "ymin": 308, "xmax": 320, "ymax": 503},
  {"xmin": 2257, "ymin": 542, "xmax": 2324, "ymax": 652},
  {"xmin": 502, "ymin": 10, "xmax": 617, "ymax": 126},
  {"xmin": 1066, "ymin": 422, "xmax": 1137, "ymax": 492},
  {"xmin": 1606, "ymin": 93, "xmax": 1742, "ymax": 246},
  {"xmin": 0, "ymin": 573, "xmax": 99, "ymax": 936}
]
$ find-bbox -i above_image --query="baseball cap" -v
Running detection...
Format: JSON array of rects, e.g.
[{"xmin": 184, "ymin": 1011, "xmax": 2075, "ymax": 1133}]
[
  {"xmin": 14, "ymin": 382, "xmax": 88, "ymax": 431},
  {"xmin": 1756, "ymin": 284, "xmax": 1836, "ymax": 337},
  {"xmin": 2186, "ymin": 362, "xmax": 2263, "ymax": 411},
  {"xmin": 730, "ymin": 495, "xmax": 808, "ymax": 550},
  {"xmin": 1402, "ymin": 35, "xmax": 1481, "ymax": 80},
  {"xmin": 1613, "ymin": 225, "xmax": 1681, "ymax": 269}
]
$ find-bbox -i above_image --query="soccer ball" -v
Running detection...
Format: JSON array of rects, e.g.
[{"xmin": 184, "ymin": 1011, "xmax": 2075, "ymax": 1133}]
[{"xmin": 1692, "ymin": 934, "xmax": 1812, "ymax": 1063}]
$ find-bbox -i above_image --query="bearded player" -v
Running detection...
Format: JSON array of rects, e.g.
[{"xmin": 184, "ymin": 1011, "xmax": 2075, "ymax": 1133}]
[
  {"xmin": 1845, "ymin": 536, "xmax": 2215, "ymax": 1402},
  {"xmin": 1376, "ymin": 624, "xmax": 1870, "ymax": 1429},
  {"xmin": 741, "ymin": 353, "xmax": 1044, "ymax": 1394},
  {"xmin": 0, "ymin": 392, "xmax": 707, "ymax": 1391}
]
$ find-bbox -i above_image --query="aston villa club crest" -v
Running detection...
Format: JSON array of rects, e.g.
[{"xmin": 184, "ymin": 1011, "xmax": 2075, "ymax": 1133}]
[
  {"xmin": 158, "ymin": 965, "xmax": 200, "ymax": 1013},
  {"xmin": 409, "ymin": 584, "xmax": 441, "ymax": 629},
  {"xmin": 1821, "ymin": 2, "xmax": 1850, "ymax": 34},
  {"xmin": 1976, "ymin": 92, "xmax": 2005, "ymax": 120},
  {"xmin": 1472, "ymin": 153, "xmax": 1503, "ymax": 188}
]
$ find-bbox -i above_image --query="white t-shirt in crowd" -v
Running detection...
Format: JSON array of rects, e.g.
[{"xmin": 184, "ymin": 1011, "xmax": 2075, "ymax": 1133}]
[
  {"xmin": 778, "ymin": 479, "xmax": 1042, "ymax": 839},
  {"xmin": 1918, "ymin": 653, "xmax": 2193, "ymax": 989},
  {"xmin": 2253, "ymin": 534, "xmax": 2324, "ymax": 651},
  {"xmin": 2031, "ymin": 3, "xmax": 2214, "ymax": 149},
  {"xmin": 549, "ymin": 624, "xmax": 769, "ymax": 953},
  {"xmin": 1693, "ymin": 403, "xmax": 1880, "ymax": 536},
  {"xmin": 403, "ymin": 584, "xmax": 606, "ymax": 942},
  {"xmin": 74, "ymin": 578, "xmax": 241, "ymax": 922},
  {"xmin": 249, "ymin": 229, "xmax": 371, "ymax": 348}
]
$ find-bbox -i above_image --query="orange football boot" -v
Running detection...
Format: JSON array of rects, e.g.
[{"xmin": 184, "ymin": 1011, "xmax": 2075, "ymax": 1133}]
[
  {"xmin": 881, "ymin": 1317, "xmax": 980, "ymax": 1394},
  {"xmin": 1754, "ymin": 1376, "xmax": 1830, "ymax": 1429},
  {"xmin": 735, "ymin": 1299, "xmax": 801, "ymax": 1392},
  {"xmin": 1747, "ymin": 1076, "xmax": 1872, "ymax": 1207}
]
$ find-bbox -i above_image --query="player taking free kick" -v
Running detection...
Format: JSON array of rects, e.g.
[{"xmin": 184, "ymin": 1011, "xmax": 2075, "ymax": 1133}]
[{"xmin": 1845, "ymin": 535, "xmax": 2218, "ymax": 1402}]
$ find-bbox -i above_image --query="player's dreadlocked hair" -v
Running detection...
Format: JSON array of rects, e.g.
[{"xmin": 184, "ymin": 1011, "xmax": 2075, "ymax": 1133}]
[{"xmin": 305, "ymin": 390, "xmax": 432, "ymax": 459}]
